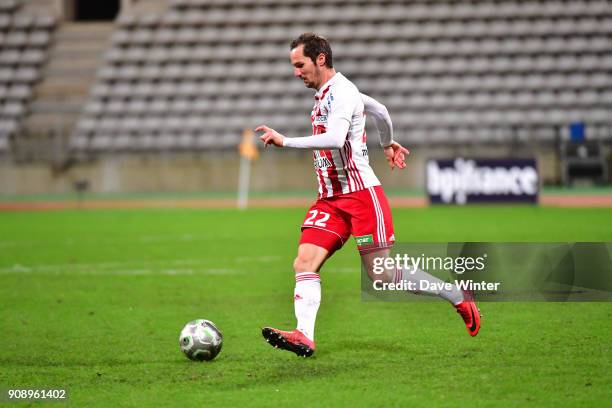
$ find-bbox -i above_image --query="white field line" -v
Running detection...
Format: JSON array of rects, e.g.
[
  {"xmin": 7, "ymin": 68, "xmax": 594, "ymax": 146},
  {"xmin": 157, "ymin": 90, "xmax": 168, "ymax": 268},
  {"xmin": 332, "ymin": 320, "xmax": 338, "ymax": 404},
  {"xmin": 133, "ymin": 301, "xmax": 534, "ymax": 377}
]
[
  {"xmin": 0, "ymin": 263, "xmax": 239, "ymax": 276},
  {"xmin": 0, "ymin": 234, "xmax": 231, "ymax": 248},
  {"xmin": 0, "ymin": 257, "xmax": 357, "ymax": 276},
  {"xmin": 0, "ymin": 256, "xmax": 281, "ymax": 276},
  {"xmin": 0, "ymin": 233, "xmax": 237, "ymax": 248}
]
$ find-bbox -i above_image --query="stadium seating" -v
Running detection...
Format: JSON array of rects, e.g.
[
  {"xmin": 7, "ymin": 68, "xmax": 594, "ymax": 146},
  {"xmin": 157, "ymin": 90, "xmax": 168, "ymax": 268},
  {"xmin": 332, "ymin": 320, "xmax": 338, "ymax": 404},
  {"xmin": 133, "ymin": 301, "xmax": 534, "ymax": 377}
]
[
  {"xmin": 72, "ymin": 0, "xmax": 612, "ymax": 150},
  {"xmin": 0, "ymin": 0, "xmax": 55, "ymax": 151}
]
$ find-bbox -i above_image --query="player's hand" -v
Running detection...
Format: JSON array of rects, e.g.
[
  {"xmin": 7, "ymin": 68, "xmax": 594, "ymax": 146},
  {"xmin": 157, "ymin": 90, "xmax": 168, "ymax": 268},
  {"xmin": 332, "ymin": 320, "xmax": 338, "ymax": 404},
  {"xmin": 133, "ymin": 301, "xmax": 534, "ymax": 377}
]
[
  {"xmin": 255, "ymin": 125, "xmax": 285, "ymax": 148},
  {"xmin": 383, "ymin": 142, "xmax": 410, "ymax": 170}
]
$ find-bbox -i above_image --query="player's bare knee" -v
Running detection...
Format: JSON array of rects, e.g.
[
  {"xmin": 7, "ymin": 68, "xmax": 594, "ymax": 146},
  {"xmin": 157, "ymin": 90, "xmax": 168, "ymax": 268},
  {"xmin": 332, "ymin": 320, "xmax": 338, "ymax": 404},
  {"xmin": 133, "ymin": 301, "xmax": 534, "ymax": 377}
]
[
  {"xmin": 293, "ymin": 255, "xmax": 318, "ymax": 273},
  {"xmin": 361, "ymin": 249, "xmax": 394, "ymax": 283}
]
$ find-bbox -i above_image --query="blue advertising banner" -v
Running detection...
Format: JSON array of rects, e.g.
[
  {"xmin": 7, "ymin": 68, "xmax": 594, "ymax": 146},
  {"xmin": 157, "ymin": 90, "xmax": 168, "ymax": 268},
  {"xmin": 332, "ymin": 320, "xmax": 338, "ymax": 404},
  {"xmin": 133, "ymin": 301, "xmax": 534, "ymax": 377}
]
[{"xmin": 426, "ymin": 158, "xmax": 539, "ymax": 204}]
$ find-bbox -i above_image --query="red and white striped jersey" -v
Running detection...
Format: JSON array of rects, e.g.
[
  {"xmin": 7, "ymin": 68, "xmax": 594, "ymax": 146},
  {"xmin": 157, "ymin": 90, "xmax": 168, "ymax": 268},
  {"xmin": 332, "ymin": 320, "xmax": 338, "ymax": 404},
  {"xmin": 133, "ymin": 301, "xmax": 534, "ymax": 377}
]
[{"xmin": 311, "ymin": 73, "xmax": 380, "ymax": 198}]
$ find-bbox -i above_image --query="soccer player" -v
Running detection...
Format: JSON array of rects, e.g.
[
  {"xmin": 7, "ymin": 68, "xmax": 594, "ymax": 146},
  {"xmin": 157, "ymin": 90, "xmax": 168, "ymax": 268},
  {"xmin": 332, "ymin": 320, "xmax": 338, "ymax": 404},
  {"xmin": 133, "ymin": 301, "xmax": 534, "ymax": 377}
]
[{"xmin": 255, "ymin": 33, "xmax": 480, "ymax": 357}]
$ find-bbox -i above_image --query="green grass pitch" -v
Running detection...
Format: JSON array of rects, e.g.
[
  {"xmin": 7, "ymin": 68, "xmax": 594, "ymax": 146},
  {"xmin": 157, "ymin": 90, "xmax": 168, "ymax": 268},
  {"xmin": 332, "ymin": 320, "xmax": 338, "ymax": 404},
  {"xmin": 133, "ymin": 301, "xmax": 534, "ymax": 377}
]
[{"xmin": 1, "ymin": 206, "xmax": 611, "ymax": 406}]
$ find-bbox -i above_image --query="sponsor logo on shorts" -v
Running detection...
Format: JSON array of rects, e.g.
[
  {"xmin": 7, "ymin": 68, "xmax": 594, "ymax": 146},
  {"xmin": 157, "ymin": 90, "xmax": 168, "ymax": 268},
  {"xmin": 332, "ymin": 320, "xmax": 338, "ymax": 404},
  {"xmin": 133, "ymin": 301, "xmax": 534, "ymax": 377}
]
[{"xmin": 355, "ymin": 234, "xmax": 374, "ymax": 246}]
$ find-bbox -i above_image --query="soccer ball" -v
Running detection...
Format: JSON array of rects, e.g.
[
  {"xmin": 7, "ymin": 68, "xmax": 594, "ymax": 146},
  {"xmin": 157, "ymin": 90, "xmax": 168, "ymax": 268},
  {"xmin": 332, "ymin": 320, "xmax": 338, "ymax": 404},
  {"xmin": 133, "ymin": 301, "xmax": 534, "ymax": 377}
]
[{"xmin": 179, "ymin": 319, "xmax": 223, "ymax": 361}]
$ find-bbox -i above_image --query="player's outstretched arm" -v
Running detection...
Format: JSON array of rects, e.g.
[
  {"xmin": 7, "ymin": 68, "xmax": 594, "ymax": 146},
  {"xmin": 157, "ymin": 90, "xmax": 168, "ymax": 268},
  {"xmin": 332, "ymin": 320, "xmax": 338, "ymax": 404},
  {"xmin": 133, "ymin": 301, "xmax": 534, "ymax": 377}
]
[{"xmin": 255, "ymin": 118, "xmax": 349, "ymax": 150}]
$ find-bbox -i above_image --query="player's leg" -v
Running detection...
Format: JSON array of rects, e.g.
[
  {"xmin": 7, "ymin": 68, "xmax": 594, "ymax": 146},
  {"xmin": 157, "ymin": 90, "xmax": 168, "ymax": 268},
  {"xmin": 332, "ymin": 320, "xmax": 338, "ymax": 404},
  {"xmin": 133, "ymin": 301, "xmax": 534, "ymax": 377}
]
[
  {"xmin": 291, "ymin": 203, "xmax": 349, "ymax": 343},
  {"xmin": 360, "ymin": 244, "xmax": 481, "ymax": 337},
  {"xmin": 292, "ymin": 242, "xmax": 328, "ymax": 342},
  {"xmin": 262, "ymin": 200, "xmax": 349, "ymax": 356},
  {"xmin": 262, "ymin": 242, "xmax": 330, "ymax": 357},
  {"xmin": 353, "ymin": 186, "xmax": 480, "ymax": 336},
  {"xmin": 354, "ymin": 186, "xmax": 462, "ymax": 301},
  {"xmin": 359, "ymin": 247, "xmax": 462, "ymax": 303},
  {"xmin": 361, "ymin": 249, "xmax": 480, "ymax": 336}
]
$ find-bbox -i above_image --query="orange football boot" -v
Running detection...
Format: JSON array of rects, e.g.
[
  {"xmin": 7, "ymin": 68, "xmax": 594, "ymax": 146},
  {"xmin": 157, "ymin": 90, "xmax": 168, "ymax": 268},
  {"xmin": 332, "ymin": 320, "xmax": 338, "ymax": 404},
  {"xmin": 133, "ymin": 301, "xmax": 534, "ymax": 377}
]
[
  {"xmin": 262, "ymin": 327, "xmax": 315, "ymax": 357},
  {"xmin": 455, "ymin": 298, "xmax": 481, "ymax": 337}
]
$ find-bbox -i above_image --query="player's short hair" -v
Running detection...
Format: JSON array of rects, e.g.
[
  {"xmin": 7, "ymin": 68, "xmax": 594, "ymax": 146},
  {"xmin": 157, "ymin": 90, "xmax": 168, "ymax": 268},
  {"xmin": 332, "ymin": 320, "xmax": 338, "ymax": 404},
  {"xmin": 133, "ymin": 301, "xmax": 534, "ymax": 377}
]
[{"xmin": 290, "ymin": 33, "xmax": 333, "ymax": 68}]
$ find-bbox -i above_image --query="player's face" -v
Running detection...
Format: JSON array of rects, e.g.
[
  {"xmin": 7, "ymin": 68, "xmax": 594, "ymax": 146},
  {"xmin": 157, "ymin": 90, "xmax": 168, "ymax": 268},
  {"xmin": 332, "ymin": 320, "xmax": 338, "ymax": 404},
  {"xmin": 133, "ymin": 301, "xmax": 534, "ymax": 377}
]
[{"xmin": 290, "ymin": 45, "xmax": 322, "ymax": 90}]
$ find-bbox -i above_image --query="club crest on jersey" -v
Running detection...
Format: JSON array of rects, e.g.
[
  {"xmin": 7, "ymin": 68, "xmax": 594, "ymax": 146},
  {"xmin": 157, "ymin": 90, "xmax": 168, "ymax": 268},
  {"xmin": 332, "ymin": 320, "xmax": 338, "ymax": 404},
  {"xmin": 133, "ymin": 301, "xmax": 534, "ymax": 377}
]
[{"xmin": 314, "ymin": 155, "xmax": 333, "ymax": 169}]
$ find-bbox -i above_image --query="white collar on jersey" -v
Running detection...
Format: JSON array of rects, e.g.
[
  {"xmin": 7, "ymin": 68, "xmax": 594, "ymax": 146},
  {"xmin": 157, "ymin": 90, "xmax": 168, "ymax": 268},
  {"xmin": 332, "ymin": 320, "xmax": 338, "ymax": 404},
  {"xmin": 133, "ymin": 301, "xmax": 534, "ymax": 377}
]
[{"xmin": 315, "ymin": 72, "xmax": 344, "ymax": 99}]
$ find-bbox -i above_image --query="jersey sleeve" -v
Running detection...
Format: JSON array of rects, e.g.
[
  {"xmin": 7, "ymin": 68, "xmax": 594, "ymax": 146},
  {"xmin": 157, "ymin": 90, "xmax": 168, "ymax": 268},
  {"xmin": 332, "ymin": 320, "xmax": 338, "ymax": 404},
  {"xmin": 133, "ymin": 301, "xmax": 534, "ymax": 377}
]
[
  {"xmin": 361, "ymin": 93, "xmax": 394, "ymax": 147},
  {"xmin": 327, "ymin": 84, "xmax": 360, "ymax": 124},
  {"xmin": 282, "ymin": 117, "xmax": 349, "ymax": 149}
]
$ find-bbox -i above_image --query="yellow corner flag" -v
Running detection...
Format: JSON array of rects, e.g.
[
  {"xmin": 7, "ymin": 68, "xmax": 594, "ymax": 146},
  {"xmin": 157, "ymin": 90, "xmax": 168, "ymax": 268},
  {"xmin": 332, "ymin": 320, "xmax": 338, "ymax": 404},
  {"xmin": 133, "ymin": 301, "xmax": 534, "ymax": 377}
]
[{"xmin": 238, "ymin": 128, "xmax": 259, "ymax": 161}]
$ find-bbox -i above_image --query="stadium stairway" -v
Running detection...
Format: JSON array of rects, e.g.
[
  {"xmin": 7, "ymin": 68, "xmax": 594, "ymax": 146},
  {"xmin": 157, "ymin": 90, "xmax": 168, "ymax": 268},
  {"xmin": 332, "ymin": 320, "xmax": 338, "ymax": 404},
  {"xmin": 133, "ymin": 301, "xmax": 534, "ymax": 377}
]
[{"xmin": 25, "ymin": 22, "xmax": 114, "ymax": 137}]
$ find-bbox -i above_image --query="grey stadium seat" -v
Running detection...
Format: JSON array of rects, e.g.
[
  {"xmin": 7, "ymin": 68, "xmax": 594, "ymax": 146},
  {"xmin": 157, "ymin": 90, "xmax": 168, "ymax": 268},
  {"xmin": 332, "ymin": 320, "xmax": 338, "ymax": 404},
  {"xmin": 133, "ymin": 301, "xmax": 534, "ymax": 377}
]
[{"xmin": 72, "ymin": 0, "xmax": 612, "ymax": 149}]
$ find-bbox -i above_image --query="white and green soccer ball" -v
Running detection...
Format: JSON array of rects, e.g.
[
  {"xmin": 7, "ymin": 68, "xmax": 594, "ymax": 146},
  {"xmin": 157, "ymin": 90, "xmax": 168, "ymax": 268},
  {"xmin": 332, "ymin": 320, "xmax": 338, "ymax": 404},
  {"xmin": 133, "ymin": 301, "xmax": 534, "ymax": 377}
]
[{"xmin": 179, "ymin": 319, "xmax": 223, "ymax": 361}]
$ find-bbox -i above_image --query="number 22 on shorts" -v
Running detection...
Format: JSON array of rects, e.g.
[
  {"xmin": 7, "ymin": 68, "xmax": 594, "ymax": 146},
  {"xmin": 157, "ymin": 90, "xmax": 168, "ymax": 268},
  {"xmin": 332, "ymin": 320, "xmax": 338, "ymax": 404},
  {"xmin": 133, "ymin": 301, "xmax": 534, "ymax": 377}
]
[{"xmin": 303, "ymin": 210, "xmax": 330, "ymax": 227}]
